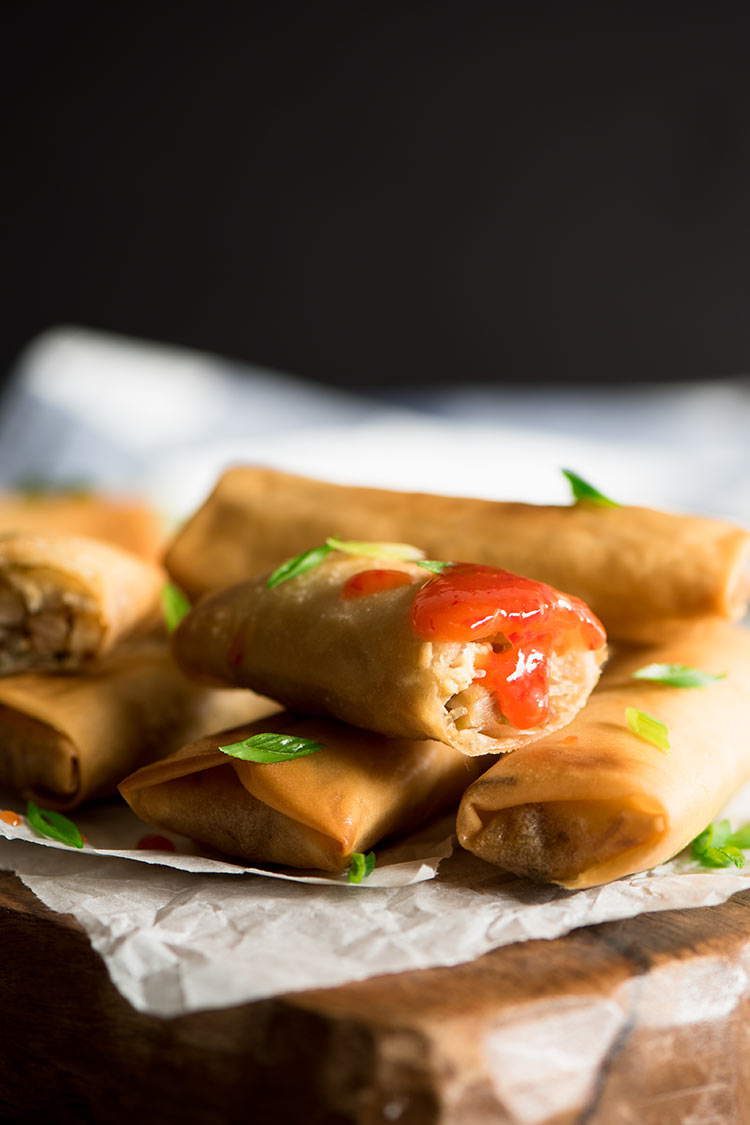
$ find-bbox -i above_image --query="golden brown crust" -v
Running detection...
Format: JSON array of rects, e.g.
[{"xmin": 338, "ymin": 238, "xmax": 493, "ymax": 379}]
[
  {"xmin": 0, "ymin": 639, "xmax": 278, "ymax": 808},
  {"xmin": 119, "ymin": 713, "xmax": 489, "ymax": 871},
  {"xmin": 0, "ymin": 491, "xmax": 165, "ymax": 561},
  {"xmin": 457, "ymin": 622, "xmax": 750, "ymax": 888},
  {"xmin": 163, "ymin": 466, "xmax": 750, "ymax": 643},
  {"xmin": 171, "ymin": 554, "xmax": 606, "ymax": 756}
]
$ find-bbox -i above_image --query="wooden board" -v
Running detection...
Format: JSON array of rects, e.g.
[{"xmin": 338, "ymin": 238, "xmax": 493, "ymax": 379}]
[{"xmin": 1, "ymin": 869, "xmax": 749, "ymax": 1124}]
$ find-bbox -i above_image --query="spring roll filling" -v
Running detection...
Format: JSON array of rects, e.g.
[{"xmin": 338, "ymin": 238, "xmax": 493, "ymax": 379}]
[
  {"xmin": 437, "ymin": 638, "xmax": 602, "ymax": 747},
  {"xmin": 412, "ymin": 562, "xmax": 607, "ymax": 750},
  {"xmin": 0, "ymin": 567, "xmax": 103, "ymax": 672}
]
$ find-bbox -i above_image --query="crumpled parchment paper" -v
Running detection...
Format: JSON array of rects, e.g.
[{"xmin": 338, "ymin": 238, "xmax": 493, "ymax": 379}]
[{"xmin": 2, "ymin": 783, "xmax": 750, "ymax": 1017}]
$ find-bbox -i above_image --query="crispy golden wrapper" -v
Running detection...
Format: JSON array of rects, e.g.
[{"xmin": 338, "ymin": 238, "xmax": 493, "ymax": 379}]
[
  {"xmin": 0, "ymin": 490, "xmax": 165, "ymax": 560},
  {"xmin": 171, "ymin": 554, "xmax": 606, "ymax": 757},
  {"xmin": 120, "ymin": 713, "xmax": 488, "ymax": 872},
  {"xmin": 163, "ymin": 466, "xmax": 750, "ymax": 644},
  {"xmin": 457, "ymin": 622, "xmax": 750, "ymax": 889},
  {"xmin": 0, "ymin": 639, "xmax": 276, "ymax": 809},
  {"xmin": 0, "ymin": 532, "xmax": 165, "ymax": 675}
]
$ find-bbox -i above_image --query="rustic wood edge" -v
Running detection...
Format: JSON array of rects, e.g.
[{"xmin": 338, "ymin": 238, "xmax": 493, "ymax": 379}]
[{"xmin": 2, "ymin": 868, "xmax": 750, "ymax": 1124}]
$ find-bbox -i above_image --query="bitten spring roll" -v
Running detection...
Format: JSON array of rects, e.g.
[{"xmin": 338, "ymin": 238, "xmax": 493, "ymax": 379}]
[
  {"xmin": 0, "ymin": 532, "xmax": 165, "ymax": 675},
  {"xmin": 457, "ymin": 622, "xmax": 750, "ymax": 889},
  {"xmin": 163, "ymin": 466, "xmax": 750, "ymax": 644},
  {"xmin": 172, "ymin": 549, "xmax": 607, "ymax": 757},
  {"xmin": 120, "ymin": 713, "xmax": 489, "ymax": 872}
]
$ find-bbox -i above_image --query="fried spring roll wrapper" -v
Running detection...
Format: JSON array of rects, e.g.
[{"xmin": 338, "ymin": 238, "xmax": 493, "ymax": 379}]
[
  {"xmin": 0, "ymin": 639, "xmax": 277, "ymax": 809},
  {"xmin": 0, "ymin": 490, "xmax": 165, "ymax": 561},
  {"xmin": 172, "ymin": 554, "xmax": 607, "ymax": 757},
  {"xmin": 163, "ymin": 467, "xmax": 750, "ymax": 644},
  {"xmin": 120, "ymin": 714, "xmax": 489, "ymax": 871},
  {"xmin": 0, "ymin": 532, "xmax": 166, "ymax": 675},
  {"xmin": 457, "ymin": 622, "xmax": 750, "ymax": 889}
]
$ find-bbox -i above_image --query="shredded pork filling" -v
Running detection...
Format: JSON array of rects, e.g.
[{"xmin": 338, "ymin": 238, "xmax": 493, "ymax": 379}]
[{"xmin": 0, "ymin": 569, "xmax": 103, "ymax": 672}]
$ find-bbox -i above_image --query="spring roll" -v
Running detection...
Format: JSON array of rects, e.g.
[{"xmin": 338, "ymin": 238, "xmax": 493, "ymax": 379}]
[
  {"xmin": 163, "ymin": 467, "xmax": 750, "ymax": 644},
  {"xmin": 457, "ymin": 622, "xmax": 750, "ymax": 888},
  {"xmin": 0, "ymin": 489, "xmax": 165, "ymax": 560},
  {"xmin": 0, "ymin": 639, "xmax": 277, "ymax": 809},
  {"xmin": 120, "ymin": 713, "xmax": 488, "ymax": 872},
  {"xmin": 0, "ymin": 532, "xmax": 166, "ymax": 675},
  {"xmin": 172, "ymin": 552, "xmax": 607, "ymax": 757}
]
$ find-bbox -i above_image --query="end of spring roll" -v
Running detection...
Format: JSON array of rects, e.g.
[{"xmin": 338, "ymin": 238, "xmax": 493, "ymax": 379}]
[
  {"xmin": 0, "ymin": 639, "xmax": 278, "ymax": 808},
  {"xmin": 457, "ymin": 622, "xmax": 750, "ymax": 888},
  {"xmin": 0, "ymin": 532, "xmax": 165, "ymax": 675},
  {"xmin": 172, "ymin": 549, "xmax": 607, "ymax": 757},
  {"xmin": 120, "ymin": 713, "xmax": 489, "ymax": 872}
]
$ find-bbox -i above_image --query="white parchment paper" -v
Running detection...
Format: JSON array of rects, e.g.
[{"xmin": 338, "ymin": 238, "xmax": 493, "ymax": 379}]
[{"xmin": 3, "ymin": 783, "xmax": 750, "ymax": 1017}]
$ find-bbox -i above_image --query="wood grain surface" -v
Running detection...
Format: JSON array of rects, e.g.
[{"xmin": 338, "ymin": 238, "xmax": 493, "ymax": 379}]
[{"xmin": 1, "ymin": 869, "xmax": 749, "ymax": 1125}]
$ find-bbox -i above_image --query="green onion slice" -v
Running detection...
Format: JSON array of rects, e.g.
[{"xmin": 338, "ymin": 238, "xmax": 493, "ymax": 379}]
[
  {"xmin": 415, "ymin": 560, "xmax": 454, "ymax": 574},
  {"xmin": 625, "ymin": 707, "xmax": 670, "ymax": 751},
  {"xmin": 348, "ymin": 851, "xmax": 376, "ymax": 883},
  {"xmin": 632, "ymin": 663, "xmax": 726, "ymax": 689},
  {"xmin": 13, "ymin": 476, "xmax": 93, "ymax": 499},
  {"xmin": 561, "ymin": 469, "xmax": 619, "ymax": 507},
  {"xmin": 27, "ymin": 801, "xmax": 84, "ymax": 849},
  {"xmin": 691, "ymin": 819, "xmax": 750, "ymax": 868},
  {"xmin": 218, "ymin": 732, "xmax": 325, "ymax": 764},
  {"xmin": 267, "ymin": 544, "xmax": 334, "ymax": 588},
  {"xmin": 161, "ymin": 583, "xmax": 191, "ymax": 633},
  {"xmin": 724, "ymin": 824, "xmax": 750, "ymax": 849},
  {"xmin": 268, "ymin": 538, "xmax": 430, "ymax": 588},
  {"xmin": 325, "ymin": 537, "xmax": 423, "ymax": 561}
]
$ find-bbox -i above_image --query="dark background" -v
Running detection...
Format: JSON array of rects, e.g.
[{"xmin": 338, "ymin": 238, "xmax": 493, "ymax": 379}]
[{"xmin": 3, "ymin": 3, "xmax": 750, "ymax": 389}]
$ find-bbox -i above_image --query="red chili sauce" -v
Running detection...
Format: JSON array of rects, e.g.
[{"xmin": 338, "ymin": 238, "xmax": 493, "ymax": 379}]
[
  {"xmin": 137, "ymin": 834, "xmax": 176, "ymax": 852},
  {"xmin": 411, "ymin": 564, "xmax": 606, "ymax": 729},
  {"xmin": 340, "ymin": 569, "xmax": 416, "ymax": 599}
]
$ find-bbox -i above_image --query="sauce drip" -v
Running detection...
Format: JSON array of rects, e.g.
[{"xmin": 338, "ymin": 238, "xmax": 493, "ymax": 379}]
[
  {"xmin": 411, "ymin": 564, "xmax": 605, "ymax": 729},
  {"xmin": 0, "ymin": 810, "xmax": 21, "ymax": 827},
  {"xmin": 137, "ymin": 834, "xmax": 176, "ymax": 852},
  {"xmin": 341, "ymin": 569, "xmax": 416, "ymax": 599}
]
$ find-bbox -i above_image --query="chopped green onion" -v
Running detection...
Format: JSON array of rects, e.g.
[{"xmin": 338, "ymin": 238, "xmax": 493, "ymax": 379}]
[
  {"xmin": 161, "ymin": 583, "xmax": 191, "ymax": 633},
  {"xmin": 561, "ymin": 469, "xmax": 619, "ymax": 507},
  {"xmin": 724, "ymin": 824, "xmax": 750, "ymax": 849},
  {"xmin": 218, "ymin": 732, "xmax": 325, "ymax": 764},
  {"xmin": 268, "ymin": 538, "xmax": 430, "ymax": 588},
  {"xmin": 13, "ymin": 475, "xmax": 93, "ymax": 499},
  {"xmin": 632, "ymin": 663, "xmax": 726, "ymax": 689},
  {"xmin": 625, "ymin": 707, "xmax": 670, "ymax": 751},
  {"xmin": 26, "ymin": 801, "xmax": 84, "ymax": 849},
  {"xmin": 266, "ymin": 544, "xmax": 334, "ymax": 588},
  {"xmin": 691, "ymin": 819, "xmax": 750, "ymax": 868},
  {"xmin": 325, "ymin": 537, "xmax": 423, "ymax": 561},
  {"xmin": 348, "ymin": 851, "xmax": 376, "ymax": 883},
  {"xmin": 416, "ymin": 560, "xmax": 454, "ymax": 574}
]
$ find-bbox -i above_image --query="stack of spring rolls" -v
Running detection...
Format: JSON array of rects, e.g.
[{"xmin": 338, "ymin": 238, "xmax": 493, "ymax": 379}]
[
  {"xmin": 120, "ymin": 467, "xmax": 750, "ymax": 887},
  {"xmin": 0, "ymin": 492, "xmax": 275, "ymax": 809}
]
